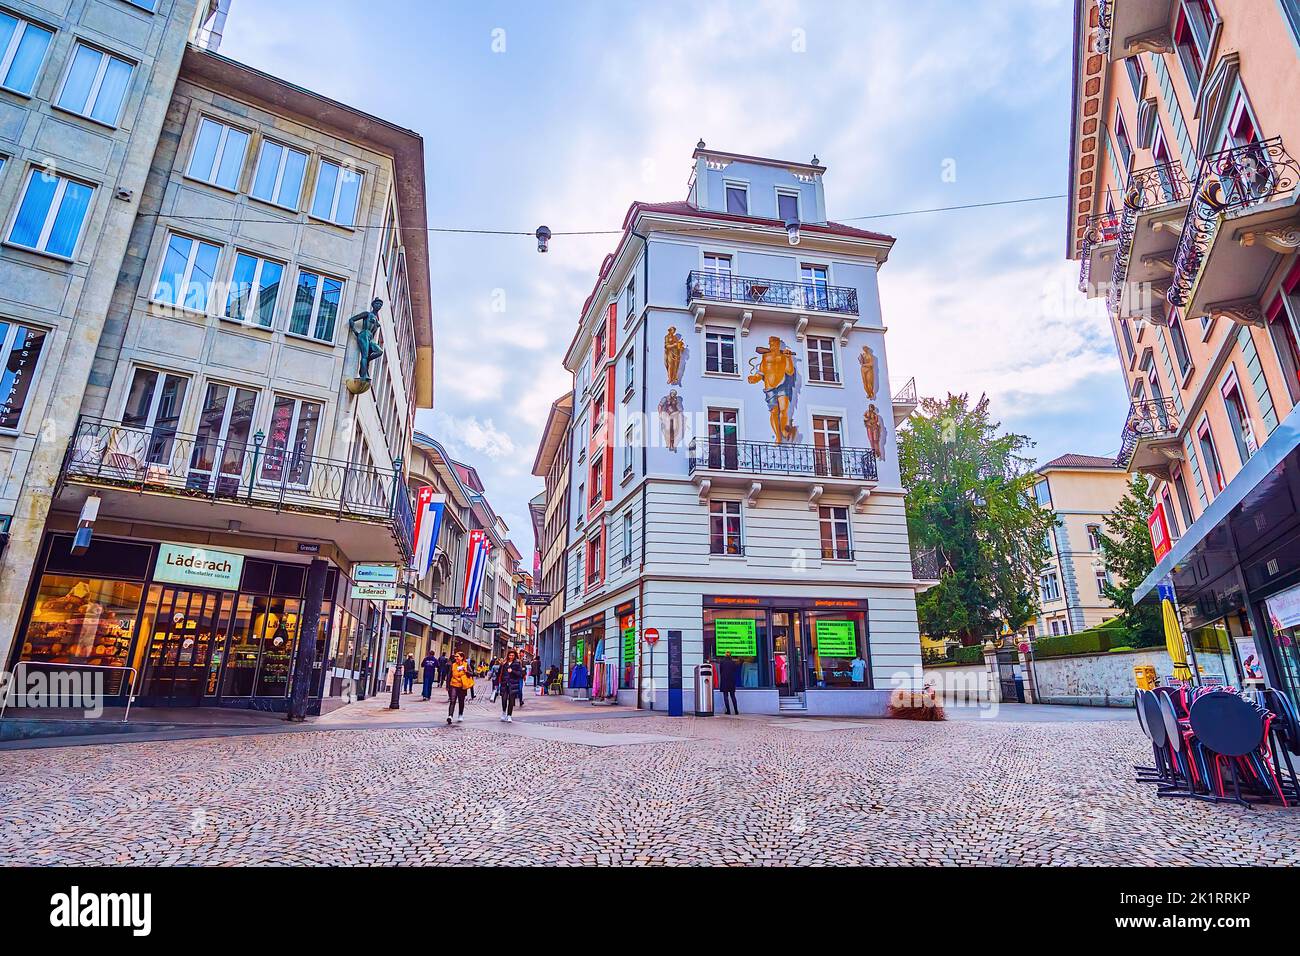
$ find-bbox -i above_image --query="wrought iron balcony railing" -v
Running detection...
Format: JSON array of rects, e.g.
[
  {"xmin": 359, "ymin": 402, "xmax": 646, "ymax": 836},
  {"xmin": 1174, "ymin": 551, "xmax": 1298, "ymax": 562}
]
[
  {"xmin": 911, "ymin": 546, "xmax": 941, "ymax": 581},
  {"xmin": 892, "ymin": 376, "xmax": 917, "ymax": 406},
  {"xmin": 1107, "ymin": 161, "xmax": 1193, "ymax": 317},
  {"xmin": 1116, "ymin": 397, "xmax": 1180, "ymax": 466},
  {"xmin": 687, "ymin": 439, "xmax": 878, "ymax": 482},
  {"xmin": 1077, "ymin": 211, "xmax": 1122, "ymax": 293},
  {"xmin": 60, "ymin": 416, "xmax": 414, "ymax": 559},
  {"xmin": 687, "ymin": 270, "xmax": 859, "ymax": 316},
  {"xmin": 1168, "ymin": 137, "xmax": 1299, "ymax": 309}
]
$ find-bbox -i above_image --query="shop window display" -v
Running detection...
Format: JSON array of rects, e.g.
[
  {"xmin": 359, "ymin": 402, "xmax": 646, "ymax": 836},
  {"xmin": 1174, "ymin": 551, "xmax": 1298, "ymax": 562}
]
[
  {"xmin": 806, "ymin": 612, "xmax": 868, "ymax": 688},
  {"xmin": 21, "ymin": 575, "xmax": 142, "ymax": 694}
]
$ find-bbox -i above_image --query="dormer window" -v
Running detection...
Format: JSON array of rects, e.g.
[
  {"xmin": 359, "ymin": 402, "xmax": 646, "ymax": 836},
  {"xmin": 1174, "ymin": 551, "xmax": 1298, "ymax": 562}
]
[
  {"xmin": 777, "ymin": 189, "xmax": 800, "ymax": 223},
  {"xmin": 725, "ymin": 182, "xmax": 748, "ymax": 215}
]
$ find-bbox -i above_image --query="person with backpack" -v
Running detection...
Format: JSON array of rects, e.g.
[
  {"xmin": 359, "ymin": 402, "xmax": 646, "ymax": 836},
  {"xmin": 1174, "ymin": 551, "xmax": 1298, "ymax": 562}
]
[
  {"xmin": 402, "ymin": 654, "xmax": 417, "ymax": 695},
  {"xmin": 420, "ymin": 650, "xmax": 438, "ymax": 701}
]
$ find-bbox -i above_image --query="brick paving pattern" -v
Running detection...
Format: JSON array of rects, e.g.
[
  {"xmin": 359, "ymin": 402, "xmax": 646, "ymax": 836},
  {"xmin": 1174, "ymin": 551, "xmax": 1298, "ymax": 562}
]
[{"xmin": 4, "ymin": 693, "xmax": 1300, "ymax": 865}]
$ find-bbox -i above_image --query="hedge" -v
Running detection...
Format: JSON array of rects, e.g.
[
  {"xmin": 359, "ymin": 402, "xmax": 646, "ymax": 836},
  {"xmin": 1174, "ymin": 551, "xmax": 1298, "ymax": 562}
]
[{"xmin": 953, "ymin": 644, "xmax": 985, "ymax": 664}]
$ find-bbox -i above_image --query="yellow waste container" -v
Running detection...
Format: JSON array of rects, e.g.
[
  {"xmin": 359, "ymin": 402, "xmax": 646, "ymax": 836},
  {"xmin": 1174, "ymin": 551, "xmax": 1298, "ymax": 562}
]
[{"xmin": 1133, "ymin": 664, "xmax": 1157, "ymax": 691}]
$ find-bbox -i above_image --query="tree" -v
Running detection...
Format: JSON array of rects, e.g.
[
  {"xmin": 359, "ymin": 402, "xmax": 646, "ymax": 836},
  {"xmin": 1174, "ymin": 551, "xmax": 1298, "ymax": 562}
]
[
  {"xmin": 1096, "ymin": 473, "xmax": 1163, "ymax": 645},
  {"xmin": 899, "ymin": 393, "xmax": 1056, "ymax": 645}
]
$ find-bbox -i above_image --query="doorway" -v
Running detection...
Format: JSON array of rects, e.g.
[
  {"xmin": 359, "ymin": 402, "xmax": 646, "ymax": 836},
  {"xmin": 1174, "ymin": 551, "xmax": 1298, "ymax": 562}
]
[
  {"xmin": 139, "ymin": 586, "xmax": 234, "ymax": 705},
  {"xmin": 771, "ymin": 610, "xmax": 805, "ymax": 696},
  {"xmin": 188, "ymin": 382, "xmax": 258, "ymax": 496}
]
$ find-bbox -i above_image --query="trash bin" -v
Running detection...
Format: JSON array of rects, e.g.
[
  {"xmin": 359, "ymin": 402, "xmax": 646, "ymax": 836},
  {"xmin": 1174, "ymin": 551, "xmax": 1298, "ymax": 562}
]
[
  {"xmin": 1133, "ymin": 664, "xmax": 1157, "ymax": 691},
  {"xmin": 694, "ymin": 664, "xmax": 715, "ymax": 717}
]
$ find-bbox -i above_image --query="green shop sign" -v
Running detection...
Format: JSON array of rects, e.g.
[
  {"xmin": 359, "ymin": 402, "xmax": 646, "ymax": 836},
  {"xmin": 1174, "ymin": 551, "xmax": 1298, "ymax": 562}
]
[
  {"xmin": 714, "ymin": 618, "xmax": 757, "ymax": 656},
  {"xmin": 623, "ymin": 626, "xmax": 636, "ymax": 664},
  {"xmin": 814, "ymin": 620, "xmax": 857, "ymax": 657}
]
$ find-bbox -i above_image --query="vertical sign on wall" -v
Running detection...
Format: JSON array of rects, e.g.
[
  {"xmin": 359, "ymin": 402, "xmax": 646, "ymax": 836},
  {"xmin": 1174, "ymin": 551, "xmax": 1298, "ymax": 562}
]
[
  {"xmin": 1148, "ymin": 502, "xmax": 1172, "ymax": 563},
  {"xmin": 667, "ymin": 629, "xmax": 683, "ymax": 717}
]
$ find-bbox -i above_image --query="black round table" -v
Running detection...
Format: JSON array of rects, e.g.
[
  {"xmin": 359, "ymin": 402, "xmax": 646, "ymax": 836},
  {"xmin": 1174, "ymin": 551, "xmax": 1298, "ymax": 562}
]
[{"xmin": 1189, "ymin": 692, "xmax": 1265, "ymax": 758}]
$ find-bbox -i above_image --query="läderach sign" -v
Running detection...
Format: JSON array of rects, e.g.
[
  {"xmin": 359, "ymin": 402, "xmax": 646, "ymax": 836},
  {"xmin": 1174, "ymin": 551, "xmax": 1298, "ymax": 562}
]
[
  {"xmin": 714, "ymin": 618, "xmax": 757, "ymax": 656},
  {"xmin": 154, "ymin": 543, "xmax": 243, "ymax": 590},
  {"xmin": 814, "ymin": 619, "xmax": 856, "ymax": 657}
]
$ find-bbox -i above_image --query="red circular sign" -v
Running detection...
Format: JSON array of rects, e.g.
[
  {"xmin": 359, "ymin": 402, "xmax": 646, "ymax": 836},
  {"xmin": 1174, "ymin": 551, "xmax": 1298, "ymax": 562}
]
[
  {"xmin": 643, "ymin": 628, "xmax": 660, "ymax": 645},
  {"xmin": 1018, "ymin": 642, "xmax": 1030, "ymax": 655}
]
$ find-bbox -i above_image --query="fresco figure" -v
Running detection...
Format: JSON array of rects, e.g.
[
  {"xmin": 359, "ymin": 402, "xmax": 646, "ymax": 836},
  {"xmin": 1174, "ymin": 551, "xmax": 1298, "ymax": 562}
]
[
  {"xmin": 657, "ymin": 389, "xmax": 685, "ymax": 452},
  {"xmin": 664, "ymin": 326, "xmax": 686, "ymax": 385},
  {"xmin": 859, "ymin": 345, "xmax": 877, "ymax": 399},
  {"xmin": 748, "ymin": 336, "xmax": 798, "ymax": 444},
  {"xmin": 864, "ymin": 404, "xmax": 884, "ymax": 461}
]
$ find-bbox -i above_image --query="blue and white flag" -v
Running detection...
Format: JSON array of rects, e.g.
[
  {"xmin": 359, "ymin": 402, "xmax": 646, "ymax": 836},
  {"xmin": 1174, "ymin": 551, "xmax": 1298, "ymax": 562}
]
[{"xmin": 410, "ymin": 487, "xmax": 445, "ymax": 577}]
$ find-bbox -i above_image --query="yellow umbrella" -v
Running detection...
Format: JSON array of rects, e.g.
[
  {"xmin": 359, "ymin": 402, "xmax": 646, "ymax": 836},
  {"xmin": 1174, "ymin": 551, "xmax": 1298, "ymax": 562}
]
[{"xmin": 1162, "ymin": 598, "xmax": 1192, "ymax": 681}]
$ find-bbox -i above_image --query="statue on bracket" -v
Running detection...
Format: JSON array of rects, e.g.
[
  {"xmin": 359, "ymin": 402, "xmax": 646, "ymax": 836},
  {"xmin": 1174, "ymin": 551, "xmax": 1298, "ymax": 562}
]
[
  {"xmin": 346, "ymin": 297, "xmax": 385, "ymax": 395},
  {"xmin": 864, "ymin": 404, "xmax": 884, "ymax": 461},
  {"xmin": 657, "ymin": 389, "xmax": 685, "ymax": 452},
  {"xmin": 664, "ymin": 325, "xmax": 686, "ymax": 385},
  {"xmin": 748, "ymin": 335, "xmax": 798, "ymax": 444},
  {"xmin": 859, "ymin": 345, "xmax": 877, "ymax": 399}
]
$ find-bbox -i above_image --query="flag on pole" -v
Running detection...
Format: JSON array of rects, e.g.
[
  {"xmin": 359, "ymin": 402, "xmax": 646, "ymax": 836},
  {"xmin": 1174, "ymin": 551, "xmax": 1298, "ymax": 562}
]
[
  {"xmin": 463, "ymin": 530, "xmax": 492, "ymax": 616},
  {"xmin": 410, "ymin": 487, "xmax": 445, "ymax": 577}
]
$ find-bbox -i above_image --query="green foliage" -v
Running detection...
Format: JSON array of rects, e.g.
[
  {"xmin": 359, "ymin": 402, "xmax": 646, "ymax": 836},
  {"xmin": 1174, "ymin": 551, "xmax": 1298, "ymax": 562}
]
[
  {"xmin": 1033, "ymin": 616, "xmax": 1161, "ymax": 658},
  {"xmin": 1095, "ymin": 474, "xmax": 1164, "ymax": 646},
  {"xmin": 899, "ymin": 393, "xmax": 1056, "ymax": 644},
  {"xmin": 953, "ymin": 644, "xmax": 985, "ymax": 664}
]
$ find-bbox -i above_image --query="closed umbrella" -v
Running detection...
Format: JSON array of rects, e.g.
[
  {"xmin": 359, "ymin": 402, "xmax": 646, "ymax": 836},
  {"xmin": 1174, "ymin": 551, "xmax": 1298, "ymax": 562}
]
[{"xmin": 1163, "ymin": 597, "xmax": 1192, "ymax": 681}]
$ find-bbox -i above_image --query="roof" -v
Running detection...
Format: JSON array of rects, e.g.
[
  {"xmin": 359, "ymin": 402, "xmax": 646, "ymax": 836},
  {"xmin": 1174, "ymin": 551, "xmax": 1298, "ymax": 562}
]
[
  {"xmin": 1038, "ymin": 453, "xmax": 1124, "ymax": 472},
  {"xmin": 530, "ymin": 393, "xmax": 575, "ymax": 476},
  {"xmin": 692, "ymin": 146, "xmax": 828, "ymax": 173}
]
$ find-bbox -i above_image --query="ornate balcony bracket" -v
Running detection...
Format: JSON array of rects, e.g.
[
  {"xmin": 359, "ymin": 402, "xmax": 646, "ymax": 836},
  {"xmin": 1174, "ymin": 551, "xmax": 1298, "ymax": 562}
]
[
  {"xmin": 696, "ymin": 477, "xmax": 711, "ymax": 504},
  {"xmin": 795, "ymin": 315, "xmax": 809, "ymax": 342},
  {"xmin": 853, "ymin": 487, "xmax": 872, "ymax": 513},
  {"xmin": 1208, "ymin": 298, "xmax": 1266, "ymax": 328},
  {"xmin": 739, "ymin": 309, "xmax": 753, "ymax": 336},
  {"xmin": 1124, "ymin": 27, "xmax": 1173, "ymax": 54},
  {"xmin": 1141, "ymin": 251, "xmax": 1175, "ymax": 274},
  {"xmin": 745, "ymin": 481, "xmax": 762, "ymax": 508},
  {"xmin": 1238, "ymin": 223, "xmax": 1300, "ymax": 254},
  {"xmin": 1152, "ymin": 219, "xmax": 1183, "ymax": 237},
  {"xmin": 693, "ymin": 304, "xmax": 707, "ymax": 333},
  {"xmin": 838, "ymin": 319, "xmax": 854, "ymax": 345},
  {"xmin": 807, "ymin": 484, "xmax": 823, "ymax": 511}
]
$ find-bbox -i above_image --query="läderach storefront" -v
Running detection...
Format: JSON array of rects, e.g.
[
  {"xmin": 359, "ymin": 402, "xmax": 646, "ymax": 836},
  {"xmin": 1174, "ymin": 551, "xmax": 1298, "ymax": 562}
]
[{"xmin": 11, "ymin": 532, "xmax": 388, "ymax": 714}]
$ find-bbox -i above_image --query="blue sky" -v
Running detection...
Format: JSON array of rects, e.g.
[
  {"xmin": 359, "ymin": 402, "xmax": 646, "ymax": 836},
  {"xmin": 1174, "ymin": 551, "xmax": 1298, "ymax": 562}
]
[{"xmin": 221, "ymin": 0, "xmax": 1126, "ymax": 549}]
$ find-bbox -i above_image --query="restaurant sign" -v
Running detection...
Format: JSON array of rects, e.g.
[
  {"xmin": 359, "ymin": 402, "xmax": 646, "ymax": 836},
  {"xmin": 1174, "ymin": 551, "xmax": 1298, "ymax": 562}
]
[{"xmin": 154, "ymin": 543, "xmax": 243, "ymax": 590}]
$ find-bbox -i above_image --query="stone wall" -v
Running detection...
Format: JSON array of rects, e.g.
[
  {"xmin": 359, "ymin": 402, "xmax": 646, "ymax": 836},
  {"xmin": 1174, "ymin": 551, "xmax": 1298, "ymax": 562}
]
[{"xmin": 1029, "ymin": 648, "xmax": 1172, "ymax": 706}]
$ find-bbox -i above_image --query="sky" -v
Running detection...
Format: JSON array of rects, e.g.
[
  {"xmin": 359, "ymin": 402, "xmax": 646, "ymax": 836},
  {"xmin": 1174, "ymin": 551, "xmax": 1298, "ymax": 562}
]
[{"xmin": 220, "ymin": 0, "xmax": 1127, "ymax": 552}]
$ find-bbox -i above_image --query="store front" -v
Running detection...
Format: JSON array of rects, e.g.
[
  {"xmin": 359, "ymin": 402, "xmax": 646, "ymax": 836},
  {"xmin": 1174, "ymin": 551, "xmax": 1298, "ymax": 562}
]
[
  {"xmin": 13, "ymin": 531, "xmax": 379, "ymax": 714},
  {"xmin": 569, "ymin": 611, "xmax": 602, "ymax": 691}
]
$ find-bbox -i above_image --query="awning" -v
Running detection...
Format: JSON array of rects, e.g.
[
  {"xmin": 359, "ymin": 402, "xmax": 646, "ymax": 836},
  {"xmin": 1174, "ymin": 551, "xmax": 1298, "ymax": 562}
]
[{"xmin": 1134, "ymin": 400, "xmax": 1300, "ymax": 604}]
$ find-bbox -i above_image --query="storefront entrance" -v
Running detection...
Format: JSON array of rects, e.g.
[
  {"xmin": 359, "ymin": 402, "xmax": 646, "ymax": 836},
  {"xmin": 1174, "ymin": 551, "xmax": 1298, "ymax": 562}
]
[
  {"xmin": 772, "ymin": 610, "xmax": 804, "ymax": 695},
  {"xmin": 139, "ymin": 586, "xmax": 234, "ymax": 705}
]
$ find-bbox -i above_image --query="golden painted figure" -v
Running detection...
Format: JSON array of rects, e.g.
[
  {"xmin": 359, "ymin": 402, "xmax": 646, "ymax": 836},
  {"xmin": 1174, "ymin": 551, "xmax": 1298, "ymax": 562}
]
[
  {"xmin": 664, "ymin": 326, "xmax": 685, "ymax": 385},
  {"xmin": 858, "ymin": 345, "xmax": 877, "ymax": 398},
  {"xmin": 748, "ymin": 336, "xmax": 798, "ymax": 444},
  {"xmin": 864, "ymin": 404, "xmax": 884, "ymax": 460}
]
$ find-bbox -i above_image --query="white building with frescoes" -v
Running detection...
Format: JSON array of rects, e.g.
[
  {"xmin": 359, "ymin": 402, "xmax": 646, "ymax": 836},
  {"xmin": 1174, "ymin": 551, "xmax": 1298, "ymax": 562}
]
[{"xmin": 554, "ymin": 144, "xmax": 934, "ymax": 716}]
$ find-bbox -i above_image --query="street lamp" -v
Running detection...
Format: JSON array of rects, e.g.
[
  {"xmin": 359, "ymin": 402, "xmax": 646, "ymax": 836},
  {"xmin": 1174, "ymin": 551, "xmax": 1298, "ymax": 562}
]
[
  {"xmin": 535, "ymin": 225, "xmax": 552, "ymax": 253},
  {"xmin": 783, "ymin": 215, "xmax": 801, "ymax": 246}
]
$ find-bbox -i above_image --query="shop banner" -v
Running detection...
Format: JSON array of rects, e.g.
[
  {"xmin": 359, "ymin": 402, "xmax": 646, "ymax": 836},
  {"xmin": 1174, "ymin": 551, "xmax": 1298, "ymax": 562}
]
[
  {"xmin": 622, "ymin": 616, "xmax": 636, "ymax": 665},
  {"xmin": 154, "ymin": 543, "xmax": 243, "ymax": 590},
  {"xmin": 410, "ymin": 487, "xmax": 445, "ymax": 578},
  {"xmin": 351, "ymin": 582, "xmax": 398, "ymax": 600},
  {"xmin": 354, "ymin": 564, "xmax": 399, "ymax": 584},
  {"xmin": 714, "ymin": 618, "xmax": 757, "ymax": 656},
  {"xmin": 1266, "ymin": 583, "xmax": 1300, "ymax": 631},
  {"xmin": 1148, "ymin": 503, "xmax": 1172, "ymax": 563},
  {"xmin": 814, "ymin": 619, "xmax": 857, "ymax": 656}
]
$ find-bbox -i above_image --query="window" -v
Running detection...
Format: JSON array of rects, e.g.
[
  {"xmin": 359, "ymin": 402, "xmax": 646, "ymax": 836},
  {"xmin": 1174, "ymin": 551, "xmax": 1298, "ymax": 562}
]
[
  {"xmin": 288, "ymin": 270, "xmax": 343, "ymax": 342},
  {"xmin": 1087, "ymin": 524, "xmax": 1102, "ymax": 551},
  {"xmin": 1168, "ymin": 314, "xmax": 1192, "ymax": 377},
  {"xmin": 1124, "ymin": 56, "xmax": 1144, "ymax": 99},
  {"xmin": 1112, "ymin": 107, "xmax": 1134, "ymax": 171},
  {"xmin": 777, "ymin": 189, "xmax": 800, "ymax": 222},
  {"xmin": 0, "ymin": 12, "xmax": 52, "ymax": 96},
  {"xmin": 710, "ymin": 500, "xmax": 742, "ymax": 555},
  {"xmin": 55, "ymin": 43, "xmax": 133, "ymax": 125},
  {"xmin": 806, "ymin": 335, "xmax": 839, "ymax": 383},
  {"xmin": 1034, "ymin": 480, "xmax": 1051, "ymax": 507},
  {"xmin": 819, "ymin": 505, "xmax": 852, "ymax": 560},
  {"xmin": 225, "ymin": 252, "xmax": 284, "ymax": 328},
  {"xmin": 251, "ymin": 139, "xmax": 308, "ymax": 209},
  {"xmin": 624, "ymin": 275, "xmax": 637, "ymax": 325},
  {"xmin": 586, "ymin": 533, "xmax": 602, "ymax": 585},
  {"xmin": 1283, "ymin": 0, "xmax": 1300, "ymax": 45},
  {"xmin": 624, "ymin": 348, "xmax": 635, "ymax": 396},
  {"xmin": 187, "ymin": 118, "xmax": 249, "ymax": 191},
  {"xmin": 623, "ymin": 423, "xmax": 634, "ymax": 475},
  {"xmin": 0, "ymin": 319, "xmax": 48, "ymax": 429},
  {"xmin": 1171, "ymin": 467, "xmax": 1195, "ymax": 529},
  {"xmin": 152, "ymin": 233, "xmax": 221, "ymax": 311},
  {"xmin": 812, "ymin": 415, "xmax": 844, "ymax": 477},
  {"xmin": 1050, "ymin": 619, "xmax": 1063, "ymax": 636},
  {"xmin": 801, "ymin": 264, "xmax": 830, "ymax": 310},
  {"xmin": 121, "ymin": 367, "xmax": 187, "ymax": 462},
  {"xmin": 705, "ymin": 328, "xmax": 737, "ymax": 374},
  {"xmin": 590, "ymin": 458, "xmax": 603, "ymax": 507},
  {"xmin": 310, "ymin": 159, "xmax": 362, "ymax": 227},
  {"xmin": 7, "ymin": 169, "xmax": 95, "ymax": 258},
  {"xmin": 576, "ymin": 482, "xmax": 584, "ymax": 522},
  {"xmin": 703, "ymin": 252, "xmax": 732, "ymax": 274},
  {"xmin": 1198, "ymin": 421, "xmax": 1225, "ymax": 496},
  {"xmin": 1174, "ymin": 0, "xmax": 1214, "ymax": 95},
  {"xmin": 261, "ymin": 395, "xmax": 323, "ymax": 486},
  {"xmin": 1095, "ymin": 569, "xmax": 1110, "ymax": 597},
  {"xmin": 1161, "ymin": 488, "xmax": 1181, "ymax": 537},
  {"xmin": 706, "ymin": 407, "xmax": 738, "ymax": 469},
  {"xmin": 622, "ymin": 511, "xmax": 633, "ymax": 567},
  {"xmin": 1268, "ymin": 297, "xmax": 1300, "ymax": 405},
  {"xmin": 724, "ymin": 182, "xmax": 748, "ymax": 215},
  {"xmin": 1119, "ymin": 317, "xmax": 1135, "ymax": 361},
  {"xmin": 1040, "ymin": 572, "xmax": 1061, "ymax": 603},
  {"xmin": 1221, "ymin": 375, "xmax": 1255, "ymax": 464}
]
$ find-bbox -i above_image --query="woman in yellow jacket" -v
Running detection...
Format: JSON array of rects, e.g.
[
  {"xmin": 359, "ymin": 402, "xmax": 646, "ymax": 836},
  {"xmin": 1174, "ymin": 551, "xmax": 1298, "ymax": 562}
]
[{"xmin": 446, "ymin": 651, "xmax": 474, "ymax": 724}]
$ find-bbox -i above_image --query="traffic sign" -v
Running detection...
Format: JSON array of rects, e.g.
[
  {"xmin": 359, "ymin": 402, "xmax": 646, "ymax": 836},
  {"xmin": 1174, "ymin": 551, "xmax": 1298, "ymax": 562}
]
[{"xmin": 644, "ymin": 627, "xmax": 660, "ymax": 645}]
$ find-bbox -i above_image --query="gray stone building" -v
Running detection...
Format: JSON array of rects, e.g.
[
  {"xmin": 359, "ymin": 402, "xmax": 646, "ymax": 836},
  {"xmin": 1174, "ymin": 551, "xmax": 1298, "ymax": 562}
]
[{"xmin": 1, "ymin": 5, "xmax": 434, "ymax": 715}]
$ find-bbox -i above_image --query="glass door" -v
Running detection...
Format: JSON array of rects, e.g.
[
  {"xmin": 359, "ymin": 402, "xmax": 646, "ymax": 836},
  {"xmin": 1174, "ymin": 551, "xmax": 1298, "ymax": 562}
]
[
  {"xmin": 188, "ymin": 382, "xmax": 257, "ymax": 497},
  {"xmin": 121, "ymin": 367, "xmax": 189, "ymax": 465},
  {"xmin": 706, "ymin": 407, "xmax": 739, "ymax": 470},
  {"xmin": 772, "ymin": 610, "xmax": 804, "ymax": 696},
  {"xmin": 812, "ymin": 415, "xmax": 844, "ymax": 477},
  {"xmin": 139, "ymin": 586, "xmax": 232, "ymax": 705}
]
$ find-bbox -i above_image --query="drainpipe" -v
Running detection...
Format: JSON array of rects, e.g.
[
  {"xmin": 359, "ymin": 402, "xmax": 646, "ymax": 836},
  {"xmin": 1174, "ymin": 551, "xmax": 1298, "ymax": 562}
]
[{"xmin": 631, "ymin": 225, "xmax": 649, "ymax": 709}]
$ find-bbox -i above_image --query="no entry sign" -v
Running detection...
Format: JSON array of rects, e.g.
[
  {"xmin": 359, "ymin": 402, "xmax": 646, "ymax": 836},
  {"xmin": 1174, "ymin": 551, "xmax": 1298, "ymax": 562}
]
[{"xmin": 644, "ymin": 628, "xmax": 660, "ymax": 645}]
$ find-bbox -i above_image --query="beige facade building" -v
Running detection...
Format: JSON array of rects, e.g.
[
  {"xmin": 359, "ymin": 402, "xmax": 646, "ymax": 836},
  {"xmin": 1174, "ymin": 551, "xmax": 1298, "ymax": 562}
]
[
  {"xmin": 2, "ymin": 14, "xmax": 434, "ymax": 713},
  {"xmin": 530, "ymin": 392, "xmax": 572, "ymax": 671},
  {"xmin": 1030, "ymin": 454, "xmax": 1131, "ymax": 637}
]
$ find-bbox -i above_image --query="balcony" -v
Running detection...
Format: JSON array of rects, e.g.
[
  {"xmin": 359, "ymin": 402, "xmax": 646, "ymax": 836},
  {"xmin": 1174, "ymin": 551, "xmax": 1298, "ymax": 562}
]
[
  {"xmin": 58, "ymin": 417, "xmax": 414, "ymax": 562},
  {"xmin": 891, "ymin": 376, "xmax": 918, "ymax": 427},
  {"xmin": 687, "ymin": 270, "xmax": 858, "ymax": 340},
  {"xmin": 912, "ymin": 546, "xmax": 941, "ymax": 590},
  {"xmin": 1116, "ymin": 398, "xmax": 1183, "ymax": 479},
  {"xmin": 1103, "ymin": 0, "xmax": 1174, "ymax": 59},
  {"xmin": 1105, "ymin": 161, "xmax": 1192, "ymax": 323},
  {"xmin": 1167, "ymin": 137, "xmax": 1300, "ymax": 322},
  {"xmin": 1078, "ymin": 211, "xmax": 1122, "ymax": 297},
  {"xmin": 688, "ymin": 438, "xmax": 878, "ymax": 510}
]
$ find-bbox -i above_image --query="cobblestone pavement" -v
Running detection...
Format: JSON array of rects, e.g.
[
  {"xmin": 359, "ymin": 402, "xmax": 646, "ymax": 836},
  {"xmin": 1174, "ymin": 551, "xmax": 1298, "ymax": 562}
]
[{"xmin": 4, "ymin": 693, "xmax": 1300, "ymax": 866}]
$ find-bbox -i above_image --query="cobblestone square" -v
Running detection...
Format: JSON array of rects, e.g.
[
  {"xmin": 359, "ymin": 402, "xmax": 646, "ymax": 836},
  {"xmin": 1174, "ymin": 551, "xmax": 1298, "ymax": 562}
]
[{"xmin": 3, "ymin": 695, "xmax": 1300, "ymax": 866}]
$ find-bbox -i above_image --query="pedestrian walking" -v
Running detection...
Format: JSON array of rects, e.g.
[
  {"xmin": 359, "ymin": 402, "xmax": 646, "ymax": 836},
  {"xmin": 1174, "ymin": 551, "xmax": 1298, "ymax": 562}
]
[
  {"xmin": 498, "ymin": 651, "xmax": 525, "ymax": 723},
  {"xmin": 436, "ymin": 654, "xmax": 449, "ymax": 688},
  {"xmin": 530, "ymin": 656, "xmax": 542, "ymax": 692},
  {"xmin": 446, "ymin": 652, "xmax": 473, "ymax": 724},
  {"xmin": 403, "ymin": 654, "xmax": 416, "ymax": 694},
  {"xmin": 488, "ymin": 658, "xmax": 502, "ymax": 702},
  {"xmin": 717, "ymin": 651, "xmax": 741, "ymax": 715},
  {"xmin": 420, "ymin": 651, "xmax": 437, "ymax": 701}
]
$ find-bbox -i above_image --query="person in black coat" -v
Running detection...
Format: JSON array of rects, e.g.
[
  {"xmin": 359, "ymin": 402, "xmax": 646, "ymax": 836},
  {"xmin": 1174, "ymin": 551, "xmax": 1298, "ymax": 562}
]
[
  {"xmin": 716, "ymin": 652, "xmax": 741, "ymax": 715},
  {"xmin": 436, "ymin": 655, "xmax": 450, "ymax": 687},
  {"xmin": 403, "ymin": 654, "xmax": 417, "ymax": 694},
  {"xmin": 498, "ymin": 651, "xmax": 526, "ymax": 722},
  {"xmin": 420, "ymin": 652, "xmax": 438, "ymax": 700}
]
